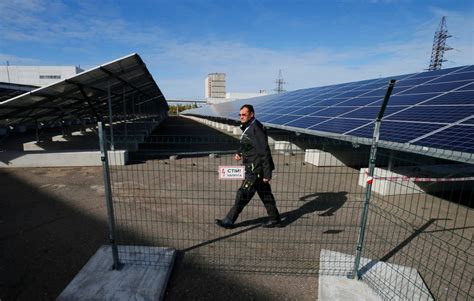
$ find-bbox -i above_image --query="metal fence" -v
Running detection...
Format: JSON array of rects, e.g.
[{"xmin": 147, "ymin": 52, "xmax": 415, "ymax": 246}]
[
  {"xmin": 356, "ymin": 146, "xmax": 473, "ymax": 300},
  {"xmin": 99, "ymin": 117, "xmax": 473, "ymax": 300}
]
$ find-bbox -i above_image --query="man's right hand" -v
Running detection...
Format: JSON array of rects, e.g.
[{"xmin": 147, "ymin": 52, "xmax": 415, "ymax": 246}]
[{"xmin": 235, "ymin": 153, "xmax": 241, "ymax": 161}]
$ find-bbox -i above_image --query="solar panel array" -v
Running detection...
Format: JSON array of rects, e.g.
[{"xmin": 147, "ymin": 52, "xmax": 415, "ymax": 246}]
[
  {"xmin": 0, "ymin": 53, "xmax": 168, "ymax": 127},
  {"xmin": 183, "ymin": 65, "xmax": 474, "ymax": 157}
]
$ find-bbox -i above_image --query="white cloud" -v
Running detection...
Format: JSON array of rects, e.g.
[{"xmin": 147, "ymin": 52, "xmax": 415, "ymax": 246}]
[
  {"xmin": 0, "ymin": 53, "xmax": 41, "ymax": 65},
  {"xmin": 0, "ymin": 0, "xmax": 472, "ymax": 99}
]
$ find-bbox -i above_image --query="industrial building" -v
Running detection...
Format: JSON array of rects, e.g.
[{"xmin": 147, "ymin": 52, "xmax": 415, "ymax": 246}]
[
  {"xmin": 0, "ymin": 65, "xmax": 83, "ymax": 87},
  {"xmin": 205, "ymin": 72, "xmax": 268, "ymax": 104},
  {"xmin": 204, "ymin": 72, "xmax": 226, "ymax": 99}
]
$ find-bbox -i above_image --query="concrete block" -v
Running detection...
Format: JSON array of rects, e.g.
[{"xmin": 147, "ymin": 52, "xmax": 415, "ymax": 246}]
[
  {"xmin": 52, "ymin": 135, "xmax": 69, "ymax": 142},
  {"xmin": 57, "ymin": 245, "xmax": 176, "ymax": 301},
  {"xmin": 319, "ymin": 276, "xmax": 381, "ymax": 301},
  {"xmin": 233, "ymin": 127, "xmax": 242, "ymax": 135},
  {"xmin": 23, "ymin": 141, "xmax": 46, "ymax": 151},
  {"xmin": 274, "ymin": 141, "xmax": 302, "ymax": 153},
  {"xmin": 0, "ymin": 150, "xmax": 128, "ymax": 167},
  {"xmin": 319, "ymin": 249, "xmax": 433, "ymax": 301},
  {"xmin": 358, "ymin": 168, "xmax": 422, "ymax": 196},
  {"xmin": 305, "ymin": 149, "xmax": 346, "ymax": 167},
  {"xmin": 71, "ymin": 131, "xmax": 87, "ymax": 136}
]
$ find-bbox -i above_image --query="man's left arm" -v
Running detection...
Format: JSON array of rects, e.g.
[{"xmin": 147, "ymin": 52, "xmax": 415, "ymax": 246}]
[{"xmin": 254, "ymin": 125, "xmax": 273, "ymax": 181}]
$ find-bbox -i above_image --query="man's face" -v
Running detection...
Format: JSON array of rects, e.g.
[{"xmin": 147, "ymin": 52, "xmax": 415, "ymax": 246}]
[{"xmin": 239, "ymin": 107, "xmax": 254, "ymax": 123}]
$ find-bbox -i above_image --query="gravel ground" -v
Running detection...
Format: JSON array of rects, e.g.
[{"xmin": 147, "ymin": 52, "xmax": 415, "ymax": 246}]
[
  {"xmin": 1, "ymin": 116, "xmax": 472, "ymax": 300},
  {"xmin": 0, "ymin": 117, "xmax": 320, "ymax": 300}
]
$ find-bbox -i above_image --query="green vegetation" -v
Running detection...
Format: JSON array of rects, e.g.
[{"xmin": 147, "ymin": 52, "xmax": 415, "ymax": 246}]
[{"xmin": 168, "ymin": 103, "xmax": 199, "ymax": 115}]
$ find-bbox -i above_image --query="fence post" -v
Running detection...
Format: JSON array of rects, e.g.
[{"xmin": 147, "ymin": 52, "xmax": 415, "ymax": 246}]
[
  {"xmin": 351, "ymin": 79, "xmax": 396, "ymax": 279},
  {"xmin": 107, "ymin": 81, "xmax": 115, "ymax": 151},
  {"xmin": 98, "ymin": 121, "xmax": 121, "ymax": 270}
]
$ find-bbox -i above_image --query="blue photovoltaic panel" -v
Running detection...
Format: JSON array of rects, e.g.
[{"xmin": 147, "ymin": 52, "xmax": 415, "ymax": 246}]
[
  {"xmin": 337, "ymin": 90, "xmax": 371, "ymax": 98},
  {"xmin": 315, "ymin": 98, "xmax": 353, "ymax": 106},
  {"xmin": 429, "ymin": 71, "xmax": 474, "ymax": 83},
  {"xmin": 382, "ymin": 93, "xmax": 440, "ymax": 105},
  {"xmin": 183, "ymin": 64, "xmax": 474, "ymax": 156},
  {"xmin": 360, "ymin": 88, "xmax": 390, "ymax": 97},
  {"xmin": 398, "ymin": 81, "xmax": 469, "ymax": 94},
  {"xmin": 273, "ymin": 106, "xmax": 299, "ymax": 114},
  {"xmin": 341, "ymin": 106, "xmax": 408, "ymax": 119},
  {"xmin": 456, "ymin": 82, "xmax": 474, "ymax": 91},
  {"xmin": 258, "ymin": 114, "xmax": 282, "ymax": 122},
  {"xmin": 386, "ymin": 106, "xmax": 474, "ymax": 123},
  {"xmin": 461, "ymin": 117, "xmax": 474, "ymax": 125},
  {"xmin": 259, "ymin": 106, "xmax": 284, "ymax": 114},
  {"xmin": 265, "ymin": 114, "xmax": 299, "ymax": 124},
  {"xmin": 285, "ymin": 116, "xmax": 329, "ymax": 128},
  {"xmin": 395, "ymin": 77, "xmax": 438, "ymax": 87},
  {"xmin": 290, "ymin": 106, "xmax": 324, "ymax": 115},
  {"xmin": 347, "ymin": 121, "xmax": 445, "ymax": 143},
  {"xmin": 416, "ymin": 125, "xmax": 474, "ymax": 153},
  {"xmin": 335, "ymin": 96, "xmax": 381, "ymax": 106},
  {"xmin": 423, "ymin": 91, "xmax": 473, "ymax": 105},
  {"xmin": 311, "ymin": 106, "xmax": 357, "ymax": 117},
  {"xmin": 458, "ymin": 65, "xmax": 474, "ymax": 72},
  {"xmin": 311, "ymin": 118, "xmax": 371, "ymax": 134},
  {"xmin": 408, "ymin": 66, "xmax": 465, "ymax": 78}
]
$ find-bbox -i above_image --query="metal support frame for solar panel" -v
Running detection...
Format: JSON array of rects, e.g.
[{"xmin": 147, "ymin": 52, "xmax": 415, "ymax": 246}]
[
  {"xmin": 182, "ymin": 65, "xmax": 474, "ymax": 164},
  {"xmin": 0, "ymin": 82, "xmax": 38, "ymax": 102},
  {"xmin": 0, "ymin": 53, "xmax": 168, "ymax": 130}
]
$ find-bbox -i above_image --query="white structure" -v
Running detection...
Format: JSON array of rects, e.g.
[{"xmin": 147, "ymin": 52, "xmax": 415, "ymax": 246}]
[
  {"xmin": 0, "ymin": 65, "xmax": 83, "ymax": 86},
  {"xmin": 204, "ymin": 73, "xmax": 268, "ymax": 104},
  {"xmin": 206, "ymin": 91, "xmax": 268, "ymax": 104},
  {"xmin": 226, "ymin": 91, "xmax": 268, "ymax": 99},
  {"xmin": 205, "ymin": 73, "xmax": 226, "ymax": 99}
]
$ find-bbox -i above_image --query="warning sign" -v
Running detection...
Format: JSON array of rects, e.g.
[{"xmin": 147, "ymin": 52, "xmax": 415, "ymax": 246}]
[{"xmin": 219, "ymin": 166, "xmax": 245, "ymax": 180}]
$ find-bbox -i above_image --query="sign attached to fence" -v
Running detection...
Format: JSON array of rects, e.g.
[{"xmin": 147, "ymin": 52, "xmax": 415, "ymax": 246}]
[{"xmin": 219, "ymin": 166, "xmax": 245, "ymax": 180}]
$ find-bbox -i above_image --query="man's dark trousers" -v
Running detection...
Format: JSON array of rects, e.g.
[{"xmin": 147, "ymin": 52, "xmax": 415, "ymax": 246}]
[{"xmin": 225, "ymin": 170, "xmax": 280, "ymax": 223}]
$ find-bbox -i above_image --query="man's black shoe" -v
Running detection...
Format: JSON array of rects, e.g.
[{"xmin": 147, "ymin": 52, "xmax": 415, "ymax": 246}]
[
  {"xmin": 215, "ymin": 219, "xmax": 235, "ymax": 229},
  {"xmin": 262, "ymin": 219, "xmax": 282, "ymax": 228}
]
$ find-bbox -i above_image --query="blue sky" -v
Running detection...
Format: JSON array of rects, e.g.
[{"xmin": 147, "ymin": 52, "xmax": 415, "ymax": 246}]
[{"xmin": 0, "ymin": 0, "xmax": 473, "ymax": 99}]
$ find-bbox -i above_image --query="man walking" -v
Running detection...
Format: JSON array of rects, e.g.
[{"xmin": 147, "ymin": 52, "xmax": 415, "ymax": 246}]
[{"xmin": 216, "ymin": 104, "xmax": 282, "ymax": 229}]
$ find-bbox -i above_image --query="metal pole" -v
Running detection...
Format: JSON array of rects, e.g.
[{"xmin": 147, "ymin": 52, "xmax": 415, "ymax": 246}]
[
  {"xmin": 132, "ymin": 92, "xmax": 135, "ymax": 117},
  {"xmin": 123, "ymin": 87, "xmax": 127, "ymax": 137},
  {"xmin": 98, "ymin": 121, "xmax": 121, "ymax": 270},
  {"xmin": 107, "ymin": 81, "xmax": 115, "ymax": 150},
  {"xmin": 35, "ymin": 119, "xmax": 40, "ymax": 142},
  {"xmin": 387, "ymin": 150, "xmax": 394, "ymax": 171},
  {"xmin": 351, "ymin": 79, "xmax": 396, "ymax": 279}
]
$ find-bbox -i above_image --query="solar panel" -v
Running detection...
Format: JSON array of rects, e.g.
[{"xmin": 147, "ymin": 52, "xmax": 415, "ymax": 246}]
[
  {"xmin": 386, "ymin": 106, "xmax": 474, "ymax": 123},
  {"xmin": 416, "ymin": 125, "xmax": 474, "ymax": 153},
  {"xmin": 183, "ymin": 65, "xmax": 474, "ymax": 160},
  {"xmin": 347, "ymin": 121, "xmax": 445, "ymax": 143},
  {"xmin": 0, "ymin": 53, "xmax": 168, "ymax": 127}
]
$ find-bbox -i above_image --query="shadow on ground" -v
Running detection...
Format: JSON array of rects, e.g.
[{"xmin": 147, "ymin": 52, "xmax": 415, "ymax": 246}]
[
  {"xmin": 0, "ymin": 169, "xmax": 289, "ymax": 300},
  {"xmin": 233, "ymin": 191, "xmax": 348, "ymax": 228}
]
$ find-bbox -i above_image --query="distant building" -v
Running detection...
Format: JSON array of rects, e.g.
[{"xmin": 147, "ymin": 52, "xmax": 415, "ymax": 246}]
[
  {"xmin": 0, "ymin": 65, "xmax": 83, "ymax": 87},
  {"xmin": 205, "ymin": 73, "xmax": 226, "ymax": 99},
  {"xmin": 205, "ymin": 72, "xmax": 267, "ymax": 104}
]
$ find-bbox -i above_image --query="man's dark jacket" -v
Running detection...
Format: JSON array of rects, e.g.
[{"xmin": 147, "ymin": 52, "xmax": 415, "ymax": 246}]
[{"xmin": 238, "ymin": 118, "xmax": 275, "ymax": 179}]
